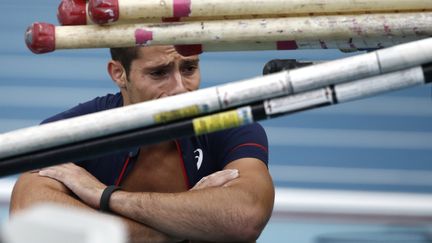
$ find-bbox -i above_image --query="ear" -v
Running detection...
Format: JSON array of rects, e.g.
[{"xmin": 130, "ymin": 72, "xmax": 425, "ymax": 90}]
[{"xmin": 108, "ymin": 60, "xmax": 127, "ymax": 89}]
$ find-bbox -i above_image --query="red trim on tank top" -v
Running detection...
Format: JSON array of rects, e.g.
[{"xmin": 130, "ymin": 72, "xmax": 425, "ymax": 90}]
[
  {"xmin": 229, "ymin": 143, "xmax": 268, "ymax": 155},
  {"xmin": 175, "ymin": 140, "xmax": 191, "ymax": 189},
  {"xmin": 115, "ymin": 156, "xmax": 131, "ymax": 186}
]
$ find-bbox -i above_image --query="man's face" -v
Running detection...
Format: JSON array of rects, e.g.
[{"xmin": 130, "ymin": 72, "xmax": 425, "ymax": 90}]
[{"xmin": 124, "ymin": 45, "xmax": 201, "ymax": 104}]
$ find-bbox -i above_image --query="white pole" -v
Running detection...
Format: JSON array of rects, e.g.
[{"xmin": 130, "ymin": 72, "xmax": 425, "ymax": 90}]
[
  {"xmin": 263, "ymin": 66, "xmax": 429, "ymax": 117},
  {"xmin": 274, "ymin": 188, "xmax": 432, "ymax": 222},
  {"xmin": 1, "ymin": 38, "xmax": 432, "ymax": 160},
  {"xmin": 26, "ymin": 12, "xmax": 432, "ymax": 54},
  {"xmin": 175, "ymin": 36, "xmax": 421, "ymax": 55},
  {"xmin": 0, "ymin": 64, "xmax": 430, "ymax": 176},
  {"xmin": 85, "ymin": 0, "xmax": 432, "ymax": 24}
]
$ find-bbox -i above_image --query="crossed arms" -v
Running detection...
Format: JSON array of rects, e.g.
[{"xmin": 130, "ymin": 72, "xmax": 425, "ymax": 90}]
[{"xmin": 10, "ymin": 157, "xmax": 274, "ymax": 242}]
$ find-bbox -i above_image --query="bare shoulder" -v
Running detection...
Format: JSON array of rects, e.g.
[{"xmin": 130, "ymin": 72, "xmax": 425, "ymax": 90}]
[
  {"xmin": 223, "ymin": 157, "xmax": 273, "ymax": 192},
  {"xmin": 224, "ymin": 158, "xmax": 270, "ymax": 175}
]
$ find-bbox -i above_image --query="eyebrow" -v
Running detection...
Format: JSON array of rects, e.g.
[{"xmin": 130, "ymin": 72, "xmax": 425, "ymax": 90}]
[
  {"xmin": 145, "ymin": 62, "xmax": 173, "ymax": 71},
  {"xmin": 181, "ymin": 59, "xmax": 200, "ymax": 66},
  {"xmin": 145, "ymin": 58, "xmax": 200, "ymax": 71}
]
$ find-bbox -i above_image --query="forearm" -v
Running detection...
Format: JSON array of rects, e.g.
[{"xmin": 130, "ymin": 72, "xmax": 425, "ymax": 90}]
[
  {"xmin": 10, "ymin": 173, "xmax": 176, "ymax": 243},
  {"xmin": 10, "ymin": 173, "xmax": 87, "ymax": 213},
  {"xmin": 123, "ymin": 217, "xmax": 179, "ymax": 243},
  {"xmin": 33, "ymin": 159, "xmax": 273, "ymax": 241},
  {"xmin": 110, "ymin": 184, "xmax": 271, "ymax": 241}
]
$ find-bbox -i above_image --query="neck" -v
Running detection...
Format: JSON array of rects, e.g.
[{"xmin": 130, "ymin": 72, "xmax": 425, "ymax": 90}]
[{"xmin": 120, "ymin": 90, "xmax": 131, "ymax": 106}]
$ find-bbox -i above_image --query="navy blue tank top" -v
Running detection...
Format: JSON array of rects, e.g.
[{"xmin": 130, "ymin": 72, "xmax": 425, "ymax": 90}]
[{"xmin": 41, "ymin": 93, "xmax": 268, "ymax": 188}]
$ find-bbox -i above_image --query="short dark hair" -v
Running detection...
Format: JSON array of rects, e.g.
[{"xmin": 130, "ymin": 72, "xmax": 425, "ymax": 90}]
[{"xmin": 109, "ymin": 47, "xmax": 141, "ymax": 77}]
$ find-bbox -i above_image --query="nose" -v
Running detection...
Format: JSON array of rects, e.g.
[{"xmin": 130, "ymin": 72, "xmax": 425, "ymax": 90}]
[{"xmin": 168, "ymin": 70, "xmax": 187, "ymax": 96}]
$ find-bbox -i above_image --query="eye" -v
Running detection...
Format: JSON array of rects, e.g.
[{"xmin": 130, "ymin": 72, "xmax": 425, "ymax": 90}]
[
  {"xmin": 182, "ymin": 64, "xmax": 198, "ymax": 75},
  {"xmin": 150, "ymin": 69, "xmax": 168, "ymax": 78}
]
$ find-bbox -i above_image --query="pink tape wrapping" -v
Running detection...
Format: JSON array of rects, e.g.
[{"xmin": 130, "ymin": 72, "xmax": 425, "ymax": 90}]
[
  {"xmin": 57, "ymin": 0, "xmax": 87, "ymax": 25},
  {"xmin": 173, "ymin": 0, "xmax": 191, "ymax": 17},
  {"xmin": 88, "ymin": 0, "xmax": 119, "ymax": 24},
  {"xmin": 135, "ymin": 29, "xmax": 153, "ymax": 45},
  {"xmin": 276, "ymin": 41, "xmax": 298, "ymax": 50},
  {"xmin": 25, "ymin": 22, "xmax": 56, "ymax": 54},
  {"xmin": 161, "ymin": 17, "xmax": 181, "ymax": 22},
  {"xmin": 175, "ymin": 44, "xmax": 203, "ymax": 56}
]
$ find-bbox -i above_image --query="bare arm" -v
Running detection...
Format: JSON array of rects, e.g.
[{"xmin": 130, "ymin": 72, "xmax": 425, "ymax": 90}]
[
  {"xmin": 9, "ymin": 172, "xmax": 177, "ymax": 243},
  {"xmin": 109, "ymin": 158, "xmax": 274, "ymax": 242},
  {"xmin": 37, "ymin": 158, "xmax": 274, "ymax": 241}
]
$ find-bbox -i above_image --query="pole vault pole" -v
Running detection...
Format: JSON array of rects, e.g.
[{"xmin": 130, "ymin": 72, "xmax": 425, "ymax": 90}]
[
  {"xmin": 0, "ymin": 63, "xmax": 430, "ymax": 177},
  {"xmin": 84, "ymin": 0, "xmax": 432, "ymax": 25},
  {"xmin": 54, "ymin": 0, "xmax": 423, "ymax": 55},
  {"xmin": 56, "ymin": 0, "xmax": 320, "ymax": 26},
  {"xmin": 2, "ymin": 37, "xmax": 432, "ymax": 162},
  {"xmin": 173, "ymin": 37, "xmax": 421, "ymax": 56},
  {"xmin": 57, "ymin": 0, "xmax": 432, "ymax": 25},
  {"xmin": 25, "ymin": 12, "xmax": 432, "ymax": 54},
  {"xmin": 56, "ymin": 0, "xmax": 332, "ymax": 26}
]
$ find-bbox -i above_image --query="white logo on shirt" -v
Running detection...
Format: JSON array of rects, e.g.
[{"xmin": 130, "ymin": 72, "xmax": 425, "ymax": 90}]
[{"xmin": 194, "ymin": 148, "xmax": 203, "ymax": 170}]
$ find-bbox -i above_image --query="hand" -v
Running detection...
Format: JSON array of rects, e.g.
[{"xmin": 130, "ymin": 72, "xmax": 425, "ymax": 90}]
[
  {"xmin": 191, "ymin": 169, "xmax": 239, "ymax": 191},
  {"xmin": 39, "ymin": 163, "xmax": 106, "ymax": 209}
]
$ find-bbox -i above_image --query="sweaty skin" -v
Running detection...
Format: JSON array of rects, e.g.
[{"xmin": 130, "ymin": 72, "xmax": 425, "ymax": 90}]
[{"xmin": 10, "ymin": 46, "xmax": 274, "ymax": 242}]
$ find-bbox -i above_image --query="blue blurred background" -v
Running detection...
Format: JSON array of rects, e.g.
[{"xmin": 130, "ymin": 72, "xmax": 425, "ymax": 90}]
[{"xmin": 1, "ymin": 1, "xmax": 431, "ymax": 242}]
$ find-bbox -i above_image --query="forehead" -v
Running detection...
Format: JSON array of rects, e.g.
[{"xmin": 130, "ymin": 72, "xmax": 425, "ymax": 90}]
[{"xmin": 134, "ymin": 46, "xmax": 199, "ymax": 67}]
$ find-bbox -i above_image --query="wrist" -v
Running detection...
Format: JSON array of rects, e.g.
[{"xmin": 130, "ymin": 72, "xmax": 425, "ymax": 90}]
[{"xmin": 99, "ymin": 185, "xmax": 122, "ymax": 212}]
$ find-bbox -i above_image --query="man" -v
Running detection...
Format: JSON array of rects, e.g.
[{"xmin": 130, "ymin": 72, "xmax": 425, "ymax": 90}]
[{"xmin": 10, "ymin": 45, "xmax": 274, "ymax": 242}]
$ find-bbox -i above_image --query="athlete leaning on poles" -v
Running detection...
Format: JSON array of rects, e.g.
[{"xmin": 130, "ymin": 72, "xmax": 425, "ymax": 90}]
[{"xmin": 9, "ymin": 45, "xmax": 275, "ymax": 243}]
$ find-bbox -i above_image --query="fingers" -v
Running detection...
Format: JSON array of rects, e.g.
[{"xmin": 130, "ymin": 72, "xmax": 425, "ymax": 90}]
[
  {"xmin": 38, "ymin": 167, "xmax": 65, "ymax": 181},
  {"xmin": 38, "ymin": 162, "xmax": 105, "ymax": 208},
  {"xmin": 38, "ymin": 163, "xmax": 86, "ymax": 183},
  {"xmin": 191, "ymin": 169, "xmax": 239, "ymax": 191},
  {"xmin": 30, "ymin": 162, "xmax": 77, "ymax": 174}
]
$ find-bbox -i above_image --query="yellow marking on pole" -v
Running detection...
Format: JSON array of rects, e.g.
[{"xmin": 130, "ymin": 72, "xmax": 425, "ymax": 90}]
[
  {"xmin": 193, "ymin": 110, "xmax": 244, "ymax": 135},
  {"xmin": 154, "ymin": 105, "xmax": 200, "ymax": 123}
]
